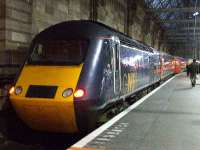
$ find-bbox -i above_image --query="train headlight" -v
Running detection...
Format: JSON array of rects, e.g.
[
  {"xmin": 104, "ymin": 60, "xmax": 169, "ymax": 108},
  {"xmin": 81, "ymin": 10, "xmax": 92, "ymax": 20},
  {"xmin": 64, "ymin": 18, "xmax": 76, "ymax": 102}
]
[
  {"xmin": 74, "ymin": 89, "xmax": 85, "ymax": 98},
  {"xmin": 62, "ymin": 88, "xmax": 73, "ymax": 98},
  {"xmin": 9, "ymin": 86, "xmax": 15, "ymax": 95},
  {"xmin": 15, "ymin": 86, "xmax": 23, "ymax": 95}
]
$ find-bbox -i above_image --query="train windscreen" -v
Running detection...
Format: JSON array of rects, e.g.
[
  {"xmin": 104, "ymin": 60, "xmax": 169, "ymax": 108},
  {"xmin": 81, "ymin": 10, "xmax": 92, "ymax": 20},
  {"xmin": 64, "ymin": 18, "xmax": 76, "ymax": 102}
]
[{"xmin": 27, "ymin": 40, "xmax": 89, "ymax": 65}]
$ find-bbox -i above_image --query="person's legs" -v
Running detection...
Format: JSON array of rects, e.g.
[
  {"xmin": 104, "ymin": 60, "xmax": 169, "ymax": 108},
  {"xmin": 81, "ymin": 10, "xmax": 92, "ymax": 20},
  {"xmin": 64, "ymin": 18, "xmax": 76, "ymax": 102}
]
[
  {"xmin": 190, "ymin": 75, "xmax": 195, "ymax": 87},
  {"xmin": 194, "ymin": 75, "xmax": 196, "ymax": 86},
  {"xmin": 191, "ymin": 75, "xmax": 196, "ymax": 87}
]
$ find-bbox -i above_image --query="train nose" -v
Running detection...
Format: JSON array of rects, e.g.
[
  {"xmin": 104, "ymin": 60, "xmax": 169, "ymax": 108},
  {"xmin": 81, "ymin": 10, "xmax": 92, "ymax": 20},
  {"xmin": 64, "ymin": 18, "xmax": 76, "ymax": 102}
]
[{"xmin": 9, "ymin": 65, "xmax": 83, "ymax": 133}]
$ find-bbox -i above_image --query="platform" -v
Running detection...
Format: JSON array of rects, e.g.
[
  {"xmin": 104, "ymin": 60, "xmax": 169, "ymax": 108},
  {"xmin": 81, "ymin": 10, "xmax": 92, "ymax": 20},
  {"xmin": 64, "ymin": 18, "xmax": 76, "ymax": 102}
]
[{"xmin": 71, "ymin": 73, "xmax": 200, "ymax": 150}]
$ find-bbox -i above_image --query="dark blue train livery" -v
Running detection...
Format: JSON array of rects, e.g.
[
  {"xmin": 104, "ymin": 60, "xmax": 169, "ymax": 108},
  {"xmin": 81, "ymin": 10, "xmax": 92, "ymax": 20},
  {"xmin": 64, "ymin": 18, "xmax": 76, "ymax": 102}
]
[{"xmin": 9, "ymin": 21, "xmax": 185, "ymax": 133}]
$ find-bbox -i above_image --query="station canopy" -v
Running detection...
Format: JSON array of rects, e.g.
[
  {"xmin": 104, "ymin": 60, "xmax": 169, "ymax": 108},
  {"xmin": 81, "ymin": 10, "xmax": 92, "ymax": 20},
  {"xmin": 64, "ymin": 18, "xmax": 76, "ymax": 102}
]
[{"xmin": 144, "ymin": 0, "xmax": 200, "ymax": 58}]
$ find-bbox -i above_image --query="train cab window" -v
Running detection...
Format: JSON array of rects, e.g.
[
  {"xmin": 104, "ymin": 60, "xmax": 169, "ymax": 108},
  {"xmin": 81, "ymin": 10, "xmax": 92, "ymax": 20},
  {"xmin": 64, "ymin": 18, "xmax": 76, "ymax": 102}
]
[{"xmin": 28, "ymin": 40, "xmax": 89, "ymax": 65}]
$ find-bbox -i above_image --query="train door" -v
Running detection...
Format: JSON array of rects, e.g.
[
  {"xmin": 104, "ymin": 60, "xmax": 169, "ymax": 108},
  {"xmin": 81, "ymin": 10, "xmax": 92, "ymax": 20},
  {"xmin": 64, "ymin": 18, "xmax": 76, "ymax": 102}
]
[
  {"xmin": 100, "ymin": 37, "xmax": 121, "ymax": 100},
  {"xmin": 160, "ymin": 54, "xmax": 164, "ymax": 80},
  {"xmin": 149, "ymin": 53, "xmax": 155, "ymax": 84},
  {"xmin": 100, "ymin": 39, "xmax": 115, "ymax": 100},
  {"xmin": 112, "ymin": 39, "xmax": 121, "ymax": 97}
]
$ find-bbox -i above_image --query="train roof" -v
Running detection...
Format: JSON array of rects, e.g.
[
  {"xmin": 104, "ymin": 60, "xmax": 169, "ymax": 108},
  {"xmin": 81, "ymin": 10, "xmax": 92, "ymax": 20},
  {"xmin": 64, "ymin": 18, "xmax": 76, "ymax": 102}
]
[{"xmin": 35, "ymin": 20, "xmax": 153, "ymax": 53}]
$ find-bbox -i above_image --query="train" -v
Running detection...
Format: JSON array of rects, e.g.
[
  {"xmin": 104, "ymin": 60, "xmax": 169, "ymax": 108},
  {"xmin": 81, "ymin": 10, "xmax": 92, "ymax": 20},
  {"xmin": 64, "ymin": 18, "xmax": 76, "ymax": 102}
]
[{"xmin": 9, "ymin": 20, "xmax": 186, "ymax": 133}]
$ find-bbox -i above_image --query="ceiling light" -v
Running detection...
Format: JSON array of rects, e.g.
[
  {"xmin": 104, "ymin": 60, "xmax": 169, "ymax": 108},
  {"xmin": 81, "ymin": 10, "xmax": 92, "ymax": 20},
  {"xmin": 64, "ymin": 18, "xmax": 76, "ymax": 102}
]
[{"xmin": 193, "ymin": 12, "xmax": 199, "ymax": 16}]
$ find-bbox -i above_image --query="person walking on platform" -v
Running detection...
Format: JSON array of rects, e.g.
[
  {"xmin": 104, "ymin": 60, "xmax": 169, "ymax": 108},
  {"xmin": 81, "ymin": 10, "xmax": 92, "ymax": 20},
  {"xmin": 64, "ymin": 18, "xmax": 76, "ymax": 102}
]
[{"xmin": 189, "ymin": 59, "xmax": 198, "ymax": 87}]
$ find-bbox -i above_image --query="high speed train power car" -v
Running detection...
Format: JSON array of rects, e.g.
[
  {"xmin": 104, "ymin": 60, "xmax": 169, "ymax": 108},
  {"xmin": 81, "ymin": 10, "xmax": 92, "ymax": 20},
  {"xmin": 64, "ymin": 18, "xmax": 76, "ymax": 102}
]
[{"xmin": 9, "ymin": 20, "xmax": 185, "ymax": 133}]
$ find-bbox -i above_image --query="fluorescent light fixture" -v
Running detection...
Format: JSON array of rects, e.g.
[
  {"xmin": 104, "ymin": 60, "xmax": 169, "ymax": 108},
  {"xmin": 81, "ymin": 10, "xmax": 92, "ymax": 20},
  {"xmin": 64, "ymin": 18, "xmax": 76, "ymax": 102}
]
[{"xmin": 193, "ymin": 11, "xmax": 199, "ymax": 16}]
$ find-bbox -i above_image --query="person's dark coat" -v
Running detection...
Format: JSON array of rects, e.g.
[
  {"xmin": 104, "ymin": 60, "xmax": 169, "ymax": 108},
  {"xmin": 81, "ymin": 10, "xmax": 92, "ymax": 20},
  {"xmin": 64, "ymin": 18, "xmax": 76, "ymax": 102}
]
[
  {"xmin": 189, "ymin": 62, "xmax": 198, "ymax": 77},
  {"xmin": 186, "ymin": 64, "xmax": 190, "ymax": 76}
]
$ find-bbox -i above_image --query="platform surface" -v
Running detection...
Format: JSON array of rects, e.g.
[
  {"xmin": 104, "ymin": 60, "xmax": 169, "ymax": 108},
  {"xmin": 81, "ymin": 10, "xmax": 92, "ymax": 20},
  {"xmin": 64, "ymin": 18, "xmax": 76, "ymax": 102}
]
[{"xmin": 72, "ymin": 73, "xmax": 200, "ymax": 150}]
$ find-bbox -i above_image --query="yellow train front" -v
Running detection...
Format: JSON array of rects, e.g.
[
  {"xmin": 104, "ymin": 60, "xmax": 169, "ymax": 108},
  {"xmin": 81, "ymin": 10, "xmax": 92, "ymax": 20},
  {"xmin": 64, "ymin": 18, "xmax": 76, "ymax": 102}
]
[{"xmin": 9, "ymin": 65, "xmax": 82, "ymax": 133}]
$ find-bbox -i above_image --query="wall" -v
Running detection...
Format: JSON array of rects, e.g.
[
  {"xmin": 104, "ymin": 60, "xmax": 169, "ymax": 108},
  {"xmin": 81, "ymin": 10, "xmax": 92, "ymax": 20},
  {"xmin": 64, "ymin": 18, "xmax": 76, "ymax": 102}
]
[
  {"xmin": 32, "ymin": 0, "xmax": 90, "ymax": 35},
  {"xmin": 0, "ymin": 0, "xmax": 167, "ymax": 72},
  {"xmin": 0, "ymin": 0, "xmax": 6, "ymax": 54}
]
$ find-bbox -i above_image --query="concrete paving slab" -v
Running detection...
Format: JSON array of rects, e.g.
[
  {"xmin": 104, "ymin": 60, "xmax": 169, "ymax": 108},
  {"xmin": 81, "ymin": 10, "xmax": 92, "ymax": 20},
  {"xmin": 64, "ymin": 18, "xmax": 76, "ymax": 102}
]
[{"xmin": 82, "ymin": 73, "xmax": 200, "ymax": 150}]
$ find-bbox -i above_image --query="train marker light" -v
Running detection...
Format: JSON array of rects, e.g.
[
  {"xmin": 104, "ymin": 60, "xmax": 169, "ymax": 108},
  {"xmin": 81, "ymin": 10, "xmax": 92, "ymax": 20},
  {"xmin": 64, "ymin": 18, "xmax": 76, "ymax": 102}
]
[
  {"xmin": 62, "ymin": 88, "xmax": 73, "ymax": 97},
  {"xmin": 74, "ymin": 89, "xmax": 85, "ymax": 98},
  {"xmin": 9, "ymin": 86, "xmax": 15, "ymax": 95},
  {"xmin": 15, "ymin": 86, "xmax": 23, "ymax": 95}
]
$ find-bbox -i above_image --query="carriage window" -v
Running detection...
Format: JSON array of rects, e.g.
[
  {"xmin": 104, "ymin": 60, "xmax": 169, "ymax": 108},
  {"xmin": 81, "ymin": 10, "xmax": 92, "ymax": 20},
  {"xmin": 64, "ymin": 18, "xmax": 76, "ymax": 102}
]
[{"xmin": 28, "ymin": 40, "xmax": 89, "ymax": 65}]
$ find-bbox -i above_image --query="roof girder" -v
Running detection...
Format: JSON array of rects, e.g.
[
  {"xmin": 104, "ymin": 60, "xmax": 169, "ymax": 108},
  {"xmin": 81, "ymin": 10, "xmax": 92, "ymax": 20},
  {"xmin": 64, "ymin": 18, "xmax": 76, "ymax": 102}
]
[{"xmin": 147, "ymin": 7, "xmax": 200, "ymax": 13}]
